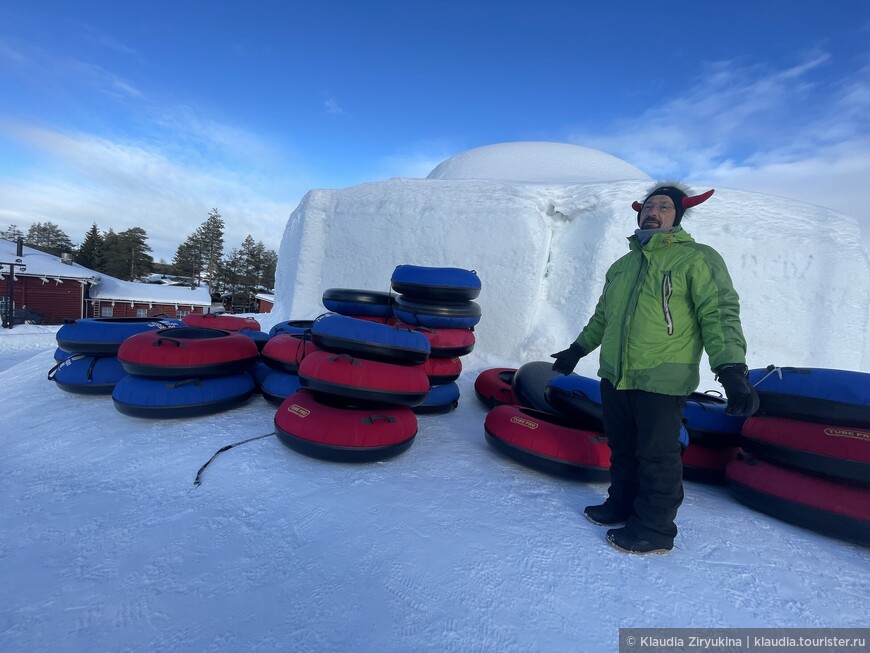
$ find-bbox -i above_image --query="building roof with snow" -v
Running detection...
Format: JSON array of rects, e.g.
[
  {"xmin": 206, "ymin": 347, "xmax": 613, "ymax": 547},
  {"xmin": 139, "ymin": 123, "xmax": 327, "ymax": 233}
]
[{"xmin": 0, "ymin": 239, "xmax": 211, "ymax": 306}]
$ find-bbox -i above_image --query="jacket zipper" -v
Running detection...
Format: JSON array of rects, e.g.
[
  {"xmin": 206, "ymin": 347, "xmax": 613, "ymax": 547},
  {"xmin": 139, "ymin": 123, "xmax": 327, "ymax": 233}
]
[
  {"xmin": 661, "ymin": 271, "xmax": 674, "ymax": 336},
  {"xmin": 616, "ymin": 254, "xmax": 648, "ymax": 386}
]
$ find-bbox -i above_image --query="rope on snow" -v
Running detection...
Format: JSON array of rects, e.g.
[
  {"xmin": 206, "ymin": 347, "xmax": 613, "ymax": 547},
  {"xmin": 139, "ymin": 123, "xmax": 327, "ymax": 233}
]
[{"xmin": 192, "ymin": 432, "xmax": 275, "ymax": 488}]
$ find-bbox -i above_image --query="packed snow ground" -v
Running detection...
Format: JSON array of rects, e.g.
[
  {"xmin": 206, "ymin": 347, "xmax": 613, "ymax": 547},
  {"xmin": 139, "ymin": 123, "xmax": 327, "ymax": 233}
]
[{"xmin": 1, "ymin": 324, "xmax": 868, "ymax": 653}]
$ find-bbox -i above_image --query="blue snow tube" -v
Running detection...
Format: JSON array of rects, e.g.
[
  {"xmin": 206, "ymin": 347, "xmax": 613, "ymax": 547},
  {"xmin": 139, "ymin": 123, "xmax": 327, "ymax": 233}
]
[
  {"xmin": 238, "ymin": 329, "xmax": 270, "ymax": 352},
  {"xmin": 310, "ymin": 313, "xmax": 430, "ymax": 365},
  {"xmin": 682, "ymin": 391, "xmax": 746, "ymax": 447},
  {"xmin": 749, "ymin": 366, "xmax": 870, "ymax": 428},
  {"xmin": 391, "ymin": 265, "xmax": 481, "ymax": 301},
  {"xmin": 392, "ymin": 295, "xmax": 481, "ymax": 329},
  {"xmin": 112, "ymin": 372, "xmax": 255, "ymax": 418},
  {"xmin": 261, "ymin": 371, "xmax": 303, "ymax": 406},
  {"xmin": 413, "ymin": 381, "xmax": 460, "ymax": 415},
  {"xmin": 545, "ymin": 373, "xmax": 690, "ymax": 447},
  {"xmin": 48, "ymin": 354, "xmax": 126, "ymax": 395},
  {"xmin": 56, "ymin": 317, "xmax": 184, "ymax": 355}
]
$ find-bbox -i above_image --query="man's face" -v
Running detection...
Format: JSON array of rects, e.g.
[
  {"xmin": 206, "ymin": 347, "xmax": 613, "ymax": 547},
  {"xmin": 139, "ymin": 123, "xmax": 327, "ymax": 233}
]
[{"xmin": 639, "ymin": 194, "xmax": 677, "ymax": 229}]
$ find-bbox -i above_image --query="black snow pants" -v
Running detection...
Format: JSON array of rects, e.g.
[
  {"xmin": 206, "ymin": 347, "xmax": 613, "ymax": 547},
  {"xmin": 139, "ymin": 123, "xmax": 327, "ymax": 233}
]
[{"xmin": 600, "ymin": 378, "xmax": 687, "ymax": 547}]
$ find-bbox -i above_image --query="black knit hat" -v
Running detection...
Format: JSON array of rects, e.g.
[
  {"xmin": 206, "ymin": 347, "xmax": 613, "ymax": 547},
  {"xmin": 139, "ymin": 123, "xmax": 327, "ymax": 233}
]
[{"xmin": 632, "ymin": 182, "xmax": 715, "ymax": 226}]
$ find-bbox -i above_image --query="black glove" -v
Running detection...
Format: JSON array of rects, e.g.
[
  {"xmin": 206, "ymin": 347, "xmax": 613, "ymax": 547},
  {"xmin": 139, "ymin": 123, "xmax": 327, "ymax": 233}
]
[
  {"xmin": 716, "ymin": 363, "xmax": 760, "ymax": 416},
  {"xmin": 550, "ymin": 343, "xmax": 587, "ymax": 375}
]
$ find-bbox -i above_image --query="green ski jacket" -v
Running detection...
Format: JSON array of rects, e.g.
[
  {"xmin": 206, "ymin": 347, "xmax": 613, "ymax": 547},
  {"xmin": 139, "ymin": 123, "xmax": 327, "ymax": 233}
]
[{"xmin": 575, "ymin": 227, "xmax": 747, "ymax": 396}]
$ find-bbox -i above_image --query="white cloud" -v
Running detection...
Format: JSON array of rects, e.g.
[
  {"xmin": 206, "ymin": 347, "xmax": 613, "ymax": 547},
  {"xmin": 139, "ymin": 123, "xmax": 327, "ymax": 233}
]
[
  {"xmin": 0, "ymin": 122, "xmax": 308, "ymax": 261},
  {"xmin": 569, "ymin": 51, "xmax": 870, "ymax": 246},
  {"xmin": 324, "ymin": 96, "xmax": 345, "ymax": 116}
]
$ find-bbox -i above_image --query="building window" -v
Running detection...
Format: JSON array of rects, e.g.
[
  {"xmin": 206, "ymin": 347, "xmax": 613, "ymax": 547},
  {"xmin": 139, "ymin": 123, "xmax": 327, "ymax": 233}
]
[
  {"xmin": 101, "ymin": 306, "xmax": 113, "ymax": 317},
  {"xmin": 176, "ymin": 309, "xmax": 189, "ymax": 318},
  {"xmin": 136, "ymin": 308, "xmax": 147, "ymax": 317}
]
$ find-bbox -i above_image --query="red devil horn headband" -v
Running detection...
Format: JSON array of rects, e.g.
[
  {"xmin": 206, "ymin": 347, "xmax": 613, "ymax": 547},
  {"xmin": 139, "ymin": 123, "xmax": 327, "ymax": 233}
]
[{"xmin": 632, "ymin": 188, "xmax": 715, "ymax": 212}]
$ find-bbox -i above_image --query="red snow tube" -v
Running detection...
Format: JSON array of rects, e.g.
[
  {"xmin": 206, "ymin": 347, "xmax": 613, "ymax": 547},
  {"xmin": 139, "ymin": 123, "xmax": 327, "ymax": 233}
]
[
  {"xmin": 262, "ymin": 334, "xmax": 320, "ymax": 374},
  {"xmin": 474, "ymin": 368, "xmax": 519, "ymax": 409},
  {"xmin": 395, "ymin": 322, "xmax": 476, "ymax": 358},
  {"xmin": 682, "ymin": 444, "xmax": 739, "ymax": 484},
  {"xmin": 741, "ymin": 416, "xmax": 870, "ymax": 486},
  {"xmin": 183, "ymin": 313, "xmax": 261, "ymax": 332},
  {"xmin": 484, "ymin": 404, "xmax": 610, "ymax": 480},
  {"xmin": 274, "ymin": 390, "xmax": 417, "ymax": 462},
  {"xmin": 421, "ymin": 356, "xmax": 462, "ymax": 385},
  {"xmin": 298, "ymin": 350, "xmax": 430, "ymax": 407},
  {"xmin": 726, "ymin": 453, "xmax": 870, "ymax": 546},
  {"xmin": 118, "ymin": 327, "xmax": 259, "ymax": 377}
]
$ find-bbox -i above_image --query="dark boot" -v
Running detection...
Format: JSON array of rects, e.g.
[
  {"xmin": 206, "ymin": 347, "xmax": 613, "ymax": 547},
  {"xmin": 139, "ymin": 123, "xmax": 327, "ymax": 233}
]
[
  {"xmin": 606, "ymin": 527, "xmax": 672, "ymax": 555},
  {"xmin": 583, "ymin": 502, "xmax": 630, "ymax": 526}
]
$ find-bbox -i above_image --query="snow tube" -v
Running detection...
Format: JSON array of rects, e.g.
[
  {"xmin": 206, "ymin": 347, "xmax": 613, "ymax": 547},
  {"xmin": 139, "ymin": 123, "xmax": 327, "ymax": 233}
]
[
  {"xmin": 681, "ymin": 391, "xmax": 745, "ymax": 448},
  {"xmin": 682, "ymin": 444, "xmax": 739, "ymax": 484},
  {"xmin": 182, "ymin": 313, "xmax": 261, "ymax": 332},
  {"xmin": 726, "ymin": 453, "xmax": 870, "ymax": 546},
  {"xmin": 413, "ymin": 381, "xmax": 460, "ymax": 415},
  {"xmin": 394, "ymin": 322, "xmax": 475, "ymax": 358},
  {"xmin": 513, "ymin": 361, "xmax": 564, "ymax": 414},
  {"xmin": 268, "ymin": 320, "xmax": 315, "ymax": 338},
  {"xmin": 474, "ymin": 368, "xmax": 519, "ymax": 409},
  {"xmin": 421, "ymin": 356, "xmax": 462, "ymax": 385},
  {"xmin": 544, "ymin": 372, "xmax": 691, "ymax": 447},
  {"xmin": 117, "ymin": 327, "xmax": 260, "ymax": 378},
  {"xmin": 237, "ymin": 329, "xmax": 270, "ymax": 352},
  {"xmin": 484, "ymin": 404, "xmax": 610, "ymax": 481},
  {"xmin": 322, "ymin": 288, "xmax": 395, "ymax": 318},
  {"xmin": 56, "ymin": 317, "xmax": 184, "ymax": 355},
  {"xmin": 112, "ymin": 372, "xmax": 255, "ymax": 418},
  {"xmin": 261, "ymin": 334, "xmax": 320, "ymax": 374},
  {"xmin": 740, "ymin": 416, "xmax": 870, "ymax": 486},
  {"xmin": 248, "ymin": 361, "xmax": 273, "ymax": 388},
  {"xmin": 390, "ymin": 264, "xmax": 481, "ymax": 301},
  {"xmin": 749, "ymin": 366, "xmax": 870, "ymax": 428},
  {"xmin": 298, "ymin": 350, "xmax": 430, "ymax": 407},
  {"xmin": 54, "ymin": 347, "xmax": 71, "ymax": 362},
  {"xmin": 392, "ymin": 295, "xmax": 481, "ymax": 329},
  {"xmin": 261, "ymin": 371, "xmax": 303, "ymax": 406},
  {"xmin": 310, "ymin": 313, "xmax": 430, "ymax": 365},
  {"xmin": 274, "ymin": 390, "xmax": 417, "ymax": 462},
  {"xmin": 544, "ymin": 372, "xmax": 604, "ymax": 429},
  {"xmin": 48, "ymin": 354, "xmax": 126, "ymax": 395}
]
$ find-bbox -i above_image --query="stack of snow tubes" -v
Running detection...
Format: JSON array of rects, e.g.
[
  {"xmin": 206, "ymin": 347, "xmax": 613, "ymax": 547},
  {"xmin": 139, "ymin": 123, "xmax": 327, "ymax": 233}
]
[
  {"xmin": 727, "ymin": 366, "xmax": 870, "ymax": 545},
  {"xmin": 49, "ymin": 317, "xmax": 183, "ymax": 395},
  {"xmin": 479, "ymin": 362, "xmax": 611, "ymax": 481},
  {"xmin": 389, "ymin": 265, "xmax": 481, "ymax": 414},
  {"xmin": 112, "ymin": 326, "xmax": 260, "ymax": 418},
  {"xmin": 273, "ymin": 312, "xmax": 431, "ymax": 462},
  {"xmin": 476, "ymin": 363, "xmax": 734, "ymax": 483}
]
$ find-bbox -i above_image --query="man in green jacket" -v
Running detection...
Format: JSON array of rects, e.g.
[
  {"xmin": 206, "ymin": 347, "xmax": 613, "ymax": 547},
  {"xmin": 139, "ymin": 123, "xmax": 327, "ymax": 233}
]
[{"xmin": 551, "ymin": 181, "xmax": 758, "ymax": 555}]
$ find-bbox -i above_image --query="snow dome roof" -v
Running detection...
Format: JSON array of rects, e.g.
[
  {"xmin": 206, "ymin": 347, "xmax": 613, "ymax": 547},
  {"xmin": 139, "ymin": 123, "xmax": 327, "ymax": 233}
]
[{"xmin": 426, "ymin": 141, "xmax": 650, "ymax": 183}]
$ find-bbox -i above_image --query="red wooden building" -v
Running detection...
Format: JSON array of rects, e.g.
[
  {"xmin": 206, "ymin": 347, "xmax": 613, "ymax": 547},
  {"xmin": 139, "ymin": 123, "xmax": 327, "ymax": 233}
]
[{"xmin": 1, "ymin": 239, "xmax": 211, "ymax": 326}]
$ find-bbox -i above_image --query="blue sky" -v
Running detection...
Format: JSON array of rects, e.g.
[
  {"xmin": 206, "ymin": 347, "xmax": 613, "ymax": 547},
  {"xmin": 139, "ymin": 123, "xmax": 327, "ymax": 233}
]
[{"xmin": 1, "ymin": 1, "xmax": 869, "ymax": 261}]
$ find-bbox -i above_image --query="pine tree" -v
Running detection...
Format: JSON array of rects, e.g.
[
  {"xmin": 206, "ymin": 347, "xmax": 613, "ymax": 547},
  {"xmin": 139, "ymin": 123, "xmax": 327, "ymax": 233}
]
[
  {"xmin": 197, "ymin": 209, "xmax": 225, "ymax": 285},
  {"xmin": 25, "ymin": 221, "xmax": 75, "ymax": 256},
  {"xmin": 172, "ymin": 209, "xmax": 225, "ymax": 285},
  {"xmin": 1, "ymin": 224, "xmax": 24, "ymax": 241},
  {"xmin": 101, "ymin": 227, "xmax": 153, "ymax": 280},
  {"xmin": 75, "ymin": 224, "xmax": 105, "ymax": 271}
]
